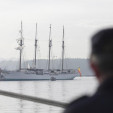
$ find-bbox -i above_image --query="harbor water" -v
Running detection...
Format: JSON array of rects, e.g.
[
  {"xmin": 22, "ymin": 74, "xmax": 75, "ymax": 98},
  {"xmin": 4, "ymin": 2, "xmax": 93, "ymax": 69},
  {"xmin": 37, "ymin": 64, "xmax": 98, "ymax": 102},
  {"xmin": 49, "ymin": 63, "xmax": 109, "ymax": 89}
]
[{"xmin": 0, "ymin": 77, "xmax": 98, "ymax": 113}]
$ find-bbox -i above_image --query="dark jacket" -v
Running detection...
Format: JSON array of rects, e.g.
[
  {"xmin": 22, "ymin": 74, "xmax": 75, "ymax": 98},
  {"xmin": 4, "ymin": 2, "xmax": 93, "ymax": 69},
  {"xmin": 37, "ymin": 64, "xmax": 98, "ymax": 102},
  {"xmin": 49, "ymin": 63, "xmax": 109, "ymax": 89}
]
[{"xmin": 64, "ymin": 77, "xmax": 113, "ymax": 113}]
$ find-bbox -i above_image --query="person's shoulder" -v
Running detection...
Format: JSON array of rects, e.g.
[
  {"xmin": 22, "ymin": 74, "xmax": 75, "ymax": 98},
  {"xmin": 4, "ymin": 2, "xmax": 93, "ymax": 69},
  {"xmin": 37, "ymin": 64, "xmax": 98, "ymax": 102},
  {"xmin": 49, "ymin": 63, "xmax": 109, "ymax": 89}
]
[
  {"xmin": 67, "ymin": 95, "xmax": 89, "ymax": 107},
  {"xmin": 64, "ymin": 95, "xmax": 90, "ymax": 113}
]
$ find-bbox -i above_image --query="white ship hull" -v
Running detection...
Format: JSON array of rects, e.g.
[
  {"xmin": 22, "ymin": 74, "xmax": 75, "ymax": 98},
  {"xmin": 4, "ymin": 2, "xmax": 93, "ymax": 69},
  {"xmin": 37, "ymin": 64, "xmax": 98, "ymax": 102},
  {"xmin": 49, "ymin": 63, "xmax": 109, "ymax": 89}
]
[{"xmin": 0, "ymin": 71, "xmax": 76, "ymax": 81}]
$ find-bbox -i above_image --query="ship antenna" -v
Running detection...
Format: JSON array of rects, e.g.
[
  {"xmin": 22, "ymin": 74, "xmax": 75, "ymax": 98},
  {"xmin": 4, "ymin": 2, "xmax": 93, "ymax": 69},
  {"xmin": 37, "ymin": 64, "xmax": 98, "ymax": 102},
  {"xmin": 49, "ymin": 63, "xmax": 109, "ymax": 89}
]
[
  {"xmin": 48, "ymin": 24, "xmax": 52, "ymax": 71},
  {"xmin": 62, "ymin": 26, "xmax": 64, "ymax": 72},
  {"xmin": 34, "ymin": 23, "xmax": 38, "ymax": 69}
]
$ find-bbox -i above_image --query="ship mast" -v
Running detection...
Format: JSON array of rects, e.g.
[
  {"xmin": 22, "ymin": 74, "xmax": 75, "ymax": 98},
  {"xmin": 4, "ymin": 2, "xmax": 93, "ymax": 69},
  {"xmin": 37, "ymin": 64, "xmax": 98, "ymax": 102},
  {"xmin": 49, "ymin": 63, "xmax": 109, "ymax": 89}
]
[
  {"xmin": 34, "ymin": 23, "xmax": 38, "ymax": 69},
  {"xmin": 48, "ymin": 24, "xmax": 52, "ymax": 71},
  {"xmin": 18, "ymin": 21, "xmax": 24, "ymax": 71},
  {"xmin": 62, "ymin": 26, "xmax": 64, "ymax": 72}
]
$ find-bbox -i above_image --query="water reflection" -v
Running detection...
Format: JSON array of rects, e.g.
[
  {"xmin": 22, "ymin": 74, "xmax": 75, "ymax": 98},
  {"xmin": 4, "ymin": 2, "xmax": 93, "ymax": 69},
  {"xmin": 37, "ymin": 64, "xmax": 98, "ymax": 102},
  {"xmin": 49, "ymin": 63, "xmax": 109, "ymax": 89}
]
[
  {"xmin": 0, "ymin": 77, "xmax": 98, "ymax": 113},
  {"xmin": 18, "ymin": 82, "xmax": 24, "ymax": 113}
]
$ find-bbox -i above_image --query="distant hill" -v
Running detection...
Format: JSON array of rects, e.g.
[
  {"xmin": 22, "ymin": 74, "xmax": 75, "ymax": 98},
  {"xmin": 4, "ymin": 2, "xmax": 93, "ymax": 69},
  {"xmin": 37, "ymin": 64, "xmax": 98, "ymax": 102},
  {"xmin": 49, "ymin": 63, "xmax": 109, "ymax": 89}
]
[{"xmin": 0, "ymin": 58, "xmax": 94, "ymax": 76}]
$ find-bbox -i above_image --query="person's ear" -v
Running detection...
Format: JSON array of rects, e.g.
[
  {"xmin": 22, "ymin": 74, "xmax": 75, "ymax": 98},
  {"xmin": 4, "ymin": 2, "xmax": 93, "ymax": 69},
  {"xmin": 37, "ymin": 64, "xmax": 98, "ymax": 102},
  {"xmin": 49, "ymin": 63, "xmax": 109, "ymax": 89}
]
[{"xmin": 90, "ymin": 61, "xmax": 101, "ymax": 81}]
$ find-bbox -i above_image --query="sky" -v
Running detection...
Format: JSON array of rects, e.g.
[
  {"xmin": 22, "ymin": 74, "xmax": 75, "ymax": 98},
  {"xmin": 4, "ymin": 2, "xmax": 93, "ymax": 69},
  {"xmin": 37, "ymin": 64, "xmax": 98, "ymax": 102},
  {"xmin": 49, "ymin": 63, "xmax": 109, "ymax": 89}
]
[{"xmin": 0, "ymin": 0, "xmax": 113, "ymax": 60}]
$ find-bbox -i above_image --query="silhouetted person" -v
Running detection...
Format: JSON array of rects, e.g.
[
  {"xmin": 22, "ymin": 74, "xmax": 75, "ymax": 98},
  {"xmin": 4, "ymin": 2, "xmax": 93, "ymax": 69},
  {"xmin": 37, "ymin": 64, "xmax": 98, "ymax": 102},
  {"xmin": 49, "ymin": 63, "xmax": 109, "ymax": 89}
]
[{"xmin": 63, "ymin": 28, "xmax": 113, "ymax": 113}]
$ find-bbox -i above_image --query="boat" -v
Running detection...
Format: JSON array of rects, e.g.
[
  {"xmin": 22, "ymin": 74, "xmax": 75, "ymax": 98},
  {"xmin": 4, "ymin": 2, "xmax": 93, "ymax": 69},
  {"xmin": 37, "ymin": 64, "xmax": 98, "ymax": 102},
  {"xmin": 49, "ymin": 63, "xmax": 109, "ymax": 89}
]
[{"xmin": 0, "ymin": 22, "xmax": 77, "ymax": 81}]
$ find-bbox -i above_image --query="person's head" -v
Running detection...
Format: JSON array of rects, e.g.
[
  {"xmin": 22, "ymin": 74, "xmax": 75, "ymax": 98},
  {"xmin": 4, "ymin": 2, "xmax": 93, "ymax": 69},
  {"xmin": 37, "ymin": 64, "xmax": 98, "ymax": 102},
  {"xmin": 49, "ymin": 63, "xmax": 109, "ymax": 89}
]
[{"xmin": 90, "ymin": 28, "xmax": 113, "ymax": 83}]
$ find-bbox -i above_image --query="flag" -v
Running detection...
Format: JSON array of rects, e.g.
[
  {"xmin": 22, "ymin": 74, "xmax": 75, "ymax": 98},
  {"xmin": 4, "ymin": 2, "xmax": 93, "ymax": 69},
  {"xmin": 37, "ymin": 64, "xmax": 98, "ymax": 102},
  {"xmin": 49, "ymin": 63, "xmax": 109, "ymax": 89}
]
[{"xmin": 78, "ymin": 67, "xmax": 82, "ymax": 77}]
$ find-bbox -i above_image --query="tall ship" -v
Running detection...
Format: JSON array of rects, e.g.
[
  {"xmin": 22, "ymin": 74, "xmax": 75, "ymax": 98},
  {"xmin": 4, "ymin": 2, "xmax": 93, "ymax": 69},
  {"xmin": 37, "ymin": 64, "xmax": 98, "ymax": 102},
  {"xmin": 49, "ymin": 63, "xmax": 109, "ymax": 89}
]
[{"xmin": 0, "ymin": 22, "xmax": 77, "ymax": 81}]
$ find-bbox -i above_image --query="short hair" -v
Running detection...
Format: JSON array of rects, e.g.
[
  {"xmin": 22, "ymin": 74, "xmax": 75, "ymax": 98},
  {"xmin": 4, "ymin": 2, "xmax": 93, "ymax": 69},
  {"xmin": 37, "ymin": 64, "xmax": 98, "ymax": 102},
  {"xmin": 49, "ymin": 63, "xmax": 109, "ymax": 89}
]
[{"xmin": 91, "ymin": 28, "xmax": 113, "ymax": 74}]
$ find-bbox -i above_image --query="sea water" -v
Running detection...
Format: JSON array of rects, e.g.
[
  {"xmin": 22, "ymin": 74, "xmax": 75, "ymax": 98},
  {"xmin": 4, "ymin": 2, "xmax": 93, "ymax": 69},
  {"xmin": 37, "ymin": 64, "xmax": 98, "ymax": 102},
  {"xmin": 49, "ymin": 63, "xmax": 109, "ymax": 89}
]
[{"xmin": 0, "ymin": 77, "xmax": 98, "ymax": 113}]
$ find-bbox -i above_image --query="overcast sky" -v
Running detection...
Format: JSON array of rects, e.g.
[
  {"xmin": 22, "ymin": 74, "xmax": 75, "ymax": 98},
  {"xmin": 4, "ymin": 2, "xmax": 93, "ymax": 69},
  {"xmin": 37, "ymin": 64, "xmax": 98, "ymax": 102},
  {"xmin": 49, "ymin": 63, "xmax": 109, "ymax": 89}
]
[{"xmin": 0, "ymin": 0, "xmax": 113, "ymax": 60}]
